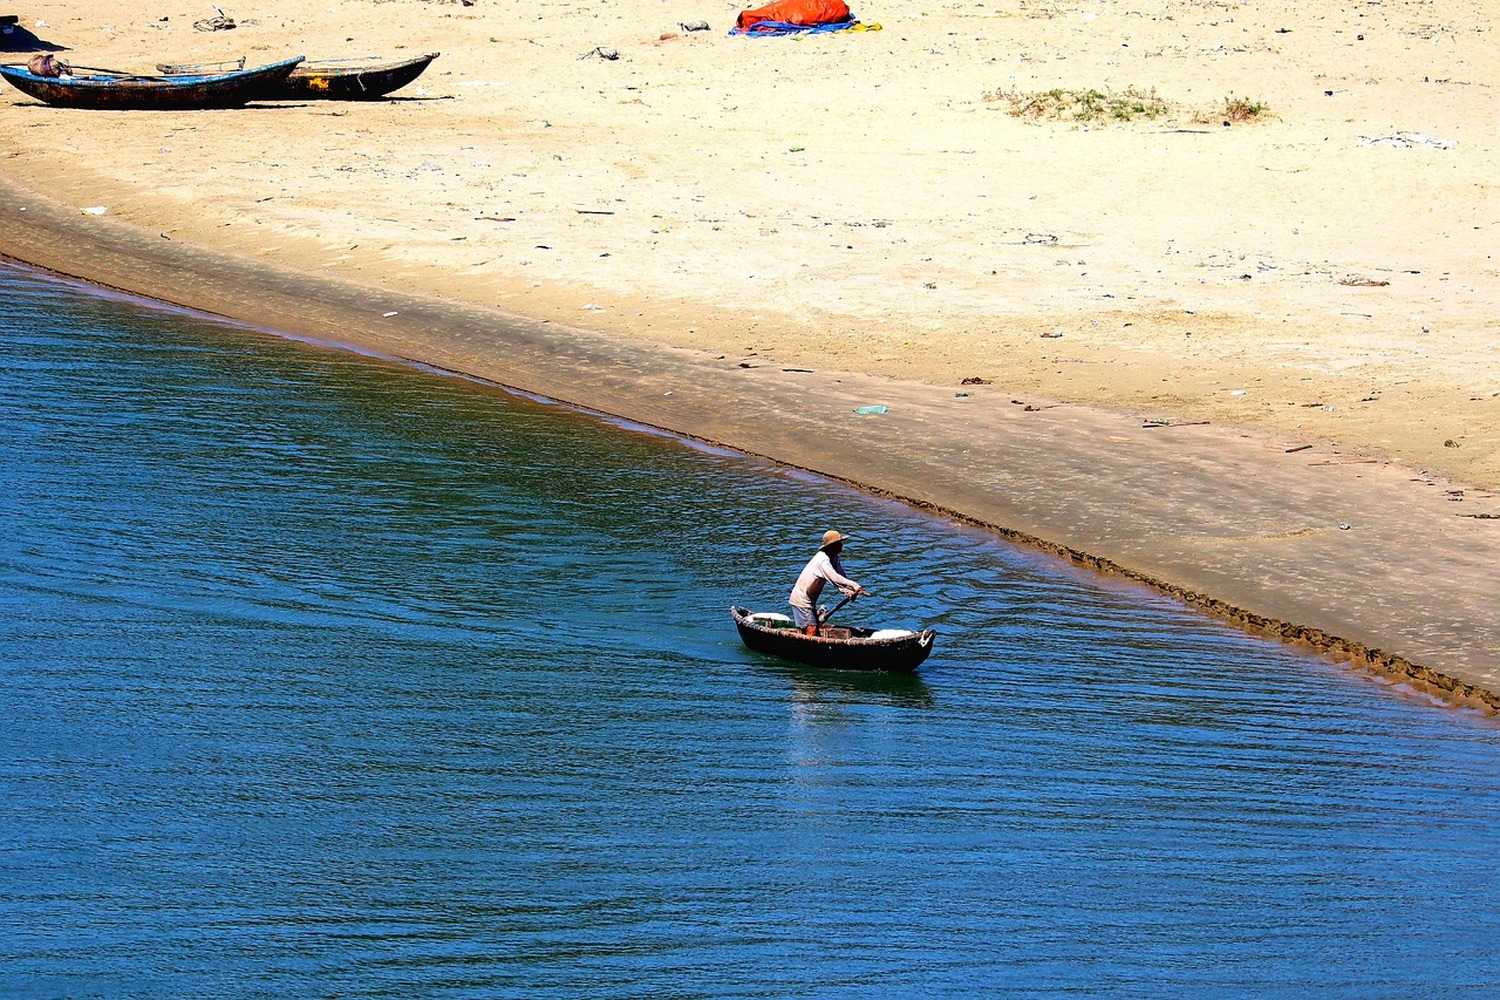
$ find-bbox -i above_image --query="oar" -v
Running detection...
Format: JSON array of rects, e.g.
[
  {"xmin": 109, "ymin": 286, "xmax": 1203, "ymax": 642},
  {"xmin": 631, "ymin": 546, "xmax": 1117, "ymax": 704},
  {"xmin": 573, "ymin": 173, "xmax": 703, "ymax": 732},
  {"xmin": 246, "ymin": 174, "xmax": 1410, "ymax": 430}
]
[
  {"xmin": 57, "ymin": 65, "xmax": 135, "ymax": 76},
  {"xmin": 817, "ymin": 590, "xmax": 862, "ymax": 625}
]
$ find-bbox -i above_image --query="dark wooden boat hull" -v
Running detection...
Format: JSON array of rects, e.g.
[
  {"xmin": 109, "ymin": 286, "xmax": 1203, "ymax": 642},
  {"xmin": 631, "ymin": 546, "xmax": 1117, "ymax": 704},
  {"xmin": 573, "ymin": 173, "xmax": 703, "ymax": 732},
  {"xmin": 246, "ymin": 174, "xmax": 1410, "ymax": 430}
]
[
  {"xmin": 0, "ymin": 56, "xmax": 303, "ymax": 110},
  {"xmin": 731, "ymin": 606, "xmax": 936, "ymax": 673},
  {"xmin": 275, "ymin": 52, "xmax": 439, "ymax": 100}
]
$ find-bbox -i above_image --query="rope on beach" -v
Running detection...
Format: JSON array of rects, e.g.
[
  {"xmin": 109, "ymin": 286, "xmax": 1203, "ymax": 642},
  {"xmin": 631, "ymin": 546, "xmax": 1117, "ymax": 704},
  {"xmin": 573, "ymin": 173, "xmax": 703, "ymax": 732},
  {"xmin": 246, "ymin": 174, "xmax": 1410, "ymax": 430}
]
[{"xmin": 194, "ymin": 4, "xmax": 236, "ymax": 31}]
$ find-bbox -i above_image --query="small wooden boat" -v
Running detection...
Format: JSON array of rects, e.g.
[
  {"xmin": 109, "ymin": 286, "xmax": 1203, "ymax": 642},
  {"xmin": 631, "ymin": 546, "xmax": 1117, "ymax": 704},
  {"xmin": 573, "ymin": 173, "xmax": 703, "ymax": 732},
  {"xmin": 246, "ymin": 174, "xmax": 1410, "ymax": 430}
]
[
  {"xmin": 161, "ymin": 52, "xmax": 440, "ymax": 101},
  {"xmin": 0, "ymin": 55, "xmax": 304, "ymax": 110},
  {"xmin": 281, "ymin": 52, "xmax": 439, "ymax": 100},
  {"xmin": 731, "ymin": 606, "xmax": 936, "ymax": 673}
]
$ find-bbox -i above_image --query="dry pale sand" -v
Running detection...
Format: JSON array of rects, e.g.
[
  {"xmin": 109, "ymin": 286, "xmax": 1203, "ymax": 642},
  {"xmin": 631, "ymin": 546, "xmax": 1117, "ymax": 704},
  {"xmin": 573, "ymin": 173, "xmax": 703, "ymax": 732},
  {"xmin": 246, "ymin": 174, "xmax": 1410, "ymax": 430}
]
[{"xmin": 2, "ymin": 0, "xmax": 1498, "ymax": 705}]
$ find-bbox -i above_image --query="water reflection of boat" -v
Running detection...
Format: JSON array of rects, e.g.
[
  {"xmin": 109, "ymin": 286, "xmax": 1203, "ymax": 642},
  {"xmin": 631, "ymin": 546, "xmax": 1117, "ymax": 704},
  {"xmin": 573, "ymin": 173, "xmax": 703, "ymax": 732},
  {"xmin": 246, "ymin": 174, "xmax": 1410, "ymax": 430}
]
[
  {"xmin": 731, "ymin": 605, "xmax": 936, "ymax": 673},
  {"xmin": 782, "ymin": 663, "xmax": 935, "ymax": 709}
]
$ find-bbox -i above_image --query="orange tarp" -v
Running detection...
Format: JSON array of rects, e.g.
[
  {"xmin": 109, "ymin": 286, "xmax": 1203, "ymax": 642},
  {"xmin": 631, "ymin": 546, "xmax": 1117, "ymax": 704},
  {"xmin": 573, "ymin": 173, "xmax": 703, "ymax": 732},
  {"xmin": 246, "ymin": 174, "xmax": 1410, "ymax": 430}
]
[{"xmin": 735, "ymin": 0, "xmax": 852, "ymax": 32}]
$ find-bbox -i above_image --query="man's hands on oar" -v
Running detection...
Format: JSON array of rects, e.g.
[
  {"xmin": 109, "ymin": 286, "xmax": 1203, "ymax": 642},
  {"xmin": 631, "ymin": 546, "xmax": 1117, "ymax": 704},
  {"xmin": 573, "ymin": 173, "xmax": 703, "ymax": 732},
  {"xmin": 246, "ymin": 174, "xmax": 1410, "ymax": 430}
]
[{"xmin": 818, "ymin": 586, "xmax": 869, "ymax": 624}]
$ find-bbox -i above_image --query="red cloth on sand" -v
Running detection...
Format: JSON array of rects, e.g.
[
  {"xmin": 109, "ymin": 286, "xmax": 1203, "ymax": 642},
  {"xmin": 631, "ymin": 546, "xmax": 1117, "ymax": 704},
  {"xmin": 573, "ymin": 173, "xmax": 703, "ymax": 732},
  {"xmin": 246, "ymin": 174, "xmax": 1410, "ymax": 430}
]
[{"xmin": 735, "ymin": 0, "xmax": 852, "ymax": 32}]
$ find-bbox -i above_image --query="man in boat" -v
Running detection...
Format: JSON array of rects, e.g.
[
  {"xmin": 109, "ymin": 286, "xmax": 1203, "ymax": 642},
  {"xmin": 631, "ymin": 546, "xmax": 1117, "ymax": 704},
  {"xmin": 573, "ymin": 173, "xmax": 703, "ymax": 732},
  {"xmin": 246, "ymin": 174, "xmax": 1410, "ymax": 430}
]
[{"xmin": 788, "ymin": 529, "xmax": 866, "ymax": 635}]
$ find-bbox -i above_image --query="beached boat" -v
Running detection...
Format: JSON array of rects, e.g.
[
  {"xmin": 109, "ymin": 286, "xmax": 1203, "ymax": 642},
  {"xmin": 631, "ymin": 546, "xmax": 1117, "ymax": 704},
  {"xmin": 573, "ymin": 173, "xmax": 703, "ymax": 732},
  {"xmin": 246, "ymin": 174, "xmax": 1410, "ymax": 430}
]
[
  {"xmin": 159, "ymin": 52, "xmax": 439, "ymax": 101},
  {"xmin": 730, "ymin": 605, "xmax": 936, "ymax": 673},
  {"xmin": 0, "ymin": 55, "xmax": 304, "ymax": 110},
  {"xmin": 282, "ymin": 52, "xmax": 439, "ymax": 100}
]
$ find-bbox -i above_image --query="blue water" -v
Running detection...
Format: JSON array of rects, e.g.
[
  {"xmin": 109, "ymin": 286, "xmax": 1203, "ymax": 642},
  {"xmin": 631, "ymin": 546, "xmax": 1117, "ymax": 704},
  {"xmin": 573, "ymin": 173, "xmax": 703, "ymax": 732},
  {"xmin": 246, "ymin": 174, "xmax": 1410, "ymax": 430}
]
[{"xmin": 2, "ymin": 260, "xmax": 1498, "ymax": 997}]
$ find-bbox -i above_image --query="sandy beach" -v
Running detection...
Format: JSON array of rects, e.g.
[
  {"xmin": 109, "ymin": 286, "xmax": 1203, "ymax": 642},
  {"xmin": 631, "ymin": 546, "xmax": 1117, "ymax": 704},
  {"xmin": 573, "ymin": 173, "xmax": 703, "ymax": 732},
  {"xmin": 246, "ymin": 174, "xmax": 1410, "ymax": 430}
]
[{"xmin": 2, "ymin": 0, "xmax": 1497, "ymax": 707}]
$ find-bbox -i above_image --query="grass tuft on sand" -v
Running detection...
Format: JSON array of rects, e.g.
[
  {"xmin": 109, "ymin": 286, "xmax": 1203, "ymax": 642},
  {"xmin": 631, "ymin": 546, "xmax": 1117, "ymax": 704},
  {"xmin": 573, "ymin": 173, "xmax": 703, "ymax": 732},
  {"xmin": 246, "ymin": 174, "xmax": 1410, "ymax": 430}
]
[
  {"xmin": 990, "ymin": 86, "xmax": 1173, "ymax": 123},
  {"xmin": 988, "ymin": 86, "xmax": 1272, "ymax": 126},
  {"xmin": 1213, "ymin": 95, "xmax": 1272, "ymax": 123}
]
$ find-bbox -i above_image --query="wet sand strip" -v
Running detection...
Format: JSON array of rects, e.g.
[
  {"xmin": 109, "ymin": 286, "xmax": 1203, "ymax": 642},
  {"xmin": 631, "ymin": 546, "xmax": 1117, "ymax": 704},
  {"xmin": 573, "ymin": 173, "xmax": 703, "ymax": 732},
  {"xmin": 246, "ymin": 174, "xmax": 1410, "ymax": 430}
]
[{"xmin": 3, "ymin": 174, "xmax": 1496, "ymax": 714}]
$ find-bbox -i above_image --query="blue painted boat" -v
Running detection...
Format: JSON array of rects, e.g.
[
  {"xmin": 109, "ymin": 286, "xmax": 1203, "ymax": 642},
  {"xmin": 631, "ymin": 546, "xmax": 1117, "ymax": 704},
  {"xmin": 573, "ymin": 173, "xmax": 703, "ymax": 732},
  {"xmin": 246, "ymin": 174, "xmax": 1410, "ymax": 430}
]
[{"xmin": 0, "ymin": 55, "xmax": 303, "ymax": 109}]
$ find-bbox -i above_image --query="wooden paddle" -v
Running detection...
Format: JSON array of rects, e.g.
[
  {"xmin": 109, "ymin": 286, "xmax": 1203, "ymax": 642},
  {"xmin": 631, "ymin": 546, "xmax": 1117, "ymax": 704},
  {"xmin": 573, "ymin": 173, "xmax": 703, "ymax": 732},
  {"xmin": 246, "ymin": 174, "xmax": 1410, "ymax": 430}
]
[{"xmin": 817, "ymin": 590, "xmax": 863, "ymax": 625}]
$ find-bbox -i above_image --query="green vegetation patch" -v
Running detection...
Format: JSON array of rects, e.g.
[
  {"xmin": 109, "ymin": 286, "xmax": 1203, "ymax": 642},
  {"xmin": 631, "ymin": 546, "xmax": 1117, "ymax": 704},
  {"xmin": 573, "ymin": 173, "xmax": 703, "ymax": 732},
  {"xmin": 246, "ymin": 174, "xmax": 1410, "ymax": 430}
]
[
  {"xmin": 992, "ymin": 86, "xmax": 1174, "ymax": 123},
  {"xmin": 987, "ymin": 86, "xmax": 1272, "ymax": 126},
  {"xmin": 1215, "ymin": 95, "xmax": 1270, "ymax": 123}
]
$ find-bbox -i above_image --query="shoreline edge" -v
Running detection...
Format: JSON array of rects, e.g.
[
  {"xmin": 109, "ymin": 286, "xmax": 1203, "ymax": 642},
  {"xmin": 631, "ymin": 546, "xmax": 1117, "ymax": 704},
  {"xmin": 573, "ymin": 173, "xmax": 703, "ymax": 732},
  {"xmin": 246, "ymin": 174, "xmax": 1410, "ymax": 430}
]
[{"xmin": 4, "ymin": 173, "xmax": 1496, "ymax": 716}]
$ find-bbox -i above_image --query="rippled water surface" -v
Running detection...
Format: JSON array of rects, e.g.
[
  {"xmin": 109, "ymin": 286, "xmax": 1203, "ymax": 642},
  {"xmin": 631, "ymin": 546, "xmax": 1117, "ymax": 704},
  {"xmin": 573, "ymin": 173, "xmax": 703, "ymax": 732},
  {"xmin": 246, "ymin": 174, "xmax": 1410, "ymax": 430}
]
[{"xmin": 2, "ymin": 262, "xmax": 1498, "ymax": 997}]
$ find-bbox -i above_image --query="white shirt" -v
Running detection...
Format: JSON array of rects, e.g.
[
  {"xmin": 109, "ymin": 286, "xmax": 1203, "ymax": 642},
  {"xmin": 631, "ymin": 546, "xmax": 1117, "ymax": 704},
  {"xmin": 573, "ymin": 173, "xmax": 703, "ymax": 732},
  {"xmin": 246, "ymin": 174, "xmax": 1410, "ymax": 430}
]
[{"xmin": 788, "ymin": 550, "xmax": 861, "ymax": 609}]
